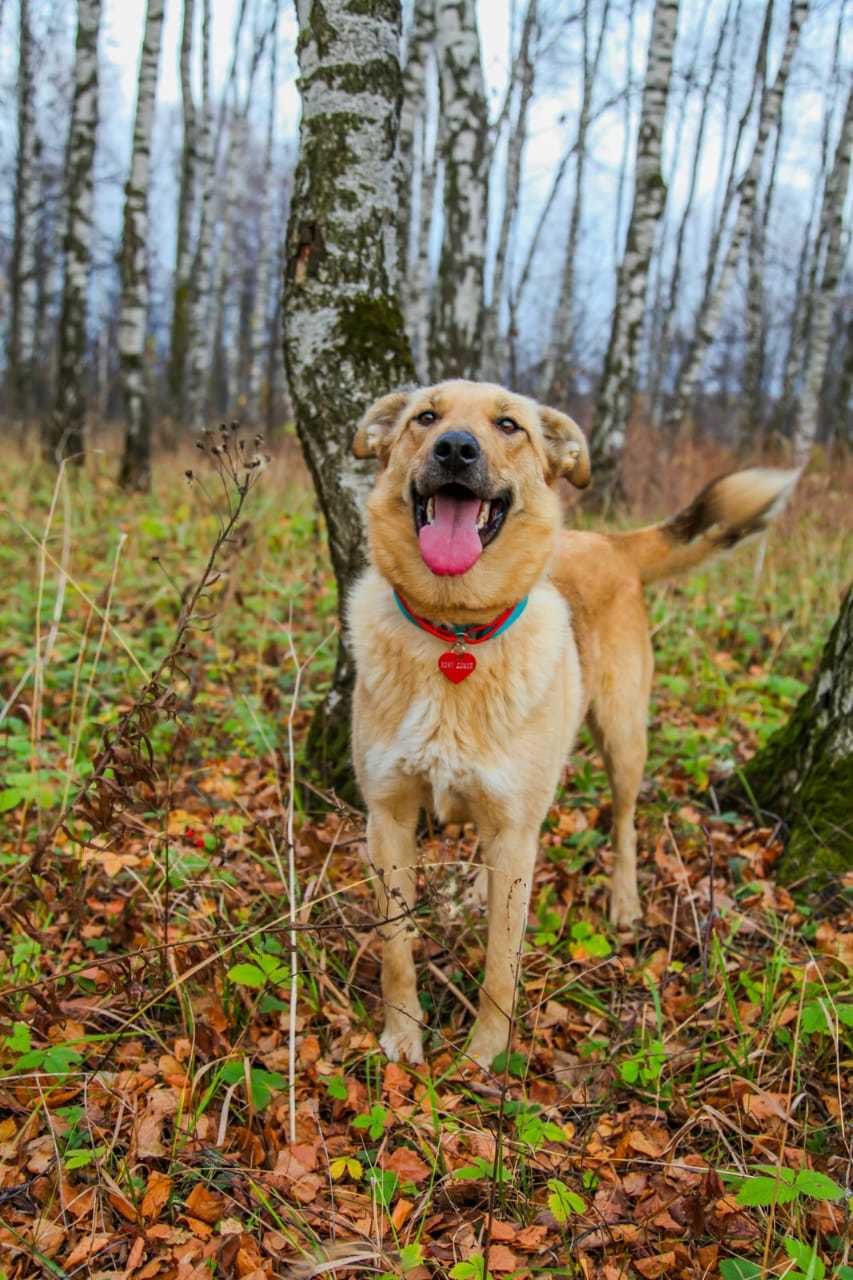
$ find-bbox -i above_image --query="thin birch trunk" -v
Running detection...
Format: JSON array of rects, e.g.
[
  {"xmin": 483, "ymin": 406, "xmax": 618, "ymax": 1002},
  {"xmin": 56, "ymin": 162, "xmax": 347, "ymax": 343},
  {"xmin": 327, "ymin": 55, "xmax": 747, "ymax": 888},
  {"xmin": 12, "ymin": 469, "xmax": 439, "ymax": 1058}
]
[
  {"xmin": 539, "ymin": 0, "xmax": 609, "ymax": 401},
  {"xmin": 652, "ymin": 0, "xmax": 732, "ymax": 422},
  {"xmin": 613, "ymin": 0, "xmax": 637, "ymax": 264},
  {"xmin": 740, "ymin": 101, "xmax": 784, "ymax": 441},
  {"xmin": 167, "ymin": 0, "xmax": 196, "ymax": 409},
  {"xmin": 185, "ymin": 0, "xmax": 214, "ymax": 429},
  {"xmin": 482, "ymin": 0, "xmax": 538, "ymax": 382},
  {"xmin": 8, "ymin": 0, "xmax": 38, "ymax": 413},
  {"xmin": 283, "ymin": 0, "xmax": 415, "ymax": 788},
  {"xmin": 248, "ymin": 1, "xmax": 280, "ymax": 422},
  {"xmin": 590, "ymin": 0, "xmax": 680, "ymax": 488},
  {"xmin": 407, "ymin": 96, "xmax": 439, "ymax": 380},
  {"xmin": 667, "ymin": 0, "xmax": 808, "ymax": 433},
  {"xmin": 792, "ymin": 83, "xmax": 853, "ymax": 462},
  {"xmin": 429, "ymin": 0, "xmax": 489, "ymax": 379},
  {"xmin": 44, "ymin": 0, "xmax": 102, "ymax": 463},
  {"xmin": 118, "ymin": 0, "xmax": 165, "ymax": 490},
  {"xmin": 398, "ymin": 0, "xmax": 435, "ymax": 286}
]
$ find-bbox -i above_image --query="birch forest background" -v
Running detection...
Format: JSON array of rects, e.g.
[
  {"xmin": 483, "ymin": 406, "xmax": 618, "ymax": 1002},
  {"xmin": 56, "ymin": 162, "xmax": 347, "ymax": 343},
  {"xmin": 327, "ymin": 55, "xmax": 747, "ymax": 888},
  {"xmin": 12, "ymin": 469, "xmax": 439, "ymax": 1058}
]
[
  {"xmin": 1, "ymin": 4, "xmax": 852, "ymax": 1279},
  {"xmin": 0, "ymin": 0, "xmax": 851, "ymax": 480}
]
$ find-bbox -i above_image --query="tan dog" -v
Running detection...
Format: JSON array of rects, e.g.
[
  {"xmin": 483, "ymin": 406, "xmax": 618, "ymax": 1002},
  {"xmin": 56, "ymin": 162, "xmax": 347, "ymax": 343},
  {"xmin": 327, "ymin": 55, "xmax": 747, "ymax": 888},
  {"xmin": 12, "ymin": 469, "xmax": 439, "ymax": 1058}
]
[{"xmin": 349, "ymin": 379, "xmax": 796, "ymax": 1068}]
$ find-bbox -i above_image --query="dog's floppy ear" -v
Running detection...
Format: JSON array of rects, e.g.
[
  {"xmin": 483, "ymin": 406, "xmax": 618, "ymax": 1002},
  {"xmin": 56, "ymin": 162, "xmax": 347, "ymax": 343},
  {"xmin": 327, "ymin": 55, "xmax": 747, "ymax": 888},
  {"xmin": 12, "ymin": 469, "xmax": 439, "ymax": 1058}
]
[
  {"xmin": 538, "ymin": 405, "xmax": 591, "ymax": 489},
  {"xmin": 352, "ymin": 391, "xmax": 412, "ymax": 460}
]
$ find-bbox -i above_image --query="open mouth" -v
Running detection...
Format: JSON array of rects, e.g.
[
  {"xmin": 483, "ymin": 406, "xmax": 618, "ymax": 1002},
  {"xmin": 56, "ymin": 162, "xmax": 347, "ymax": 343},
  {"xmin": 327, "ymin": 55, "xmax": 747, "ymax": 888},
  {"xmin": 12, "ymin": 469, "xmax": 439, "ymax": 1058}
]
[{"xmin": 412, "ymin": 482, "xmax": 511, "ymax": 576}]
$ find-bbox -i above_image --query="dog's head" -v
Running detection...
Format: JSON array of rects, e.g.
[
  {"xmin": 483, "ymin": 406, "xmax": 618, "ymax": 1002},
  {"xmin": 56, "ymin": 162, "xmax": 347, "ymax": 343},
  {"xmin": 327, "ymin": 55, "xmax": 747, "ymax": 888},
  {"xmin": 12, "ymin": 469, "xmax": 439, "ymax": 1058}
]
[{"xmin": 353, "ymin": 379, "xmax": 590, "ymax": 617}]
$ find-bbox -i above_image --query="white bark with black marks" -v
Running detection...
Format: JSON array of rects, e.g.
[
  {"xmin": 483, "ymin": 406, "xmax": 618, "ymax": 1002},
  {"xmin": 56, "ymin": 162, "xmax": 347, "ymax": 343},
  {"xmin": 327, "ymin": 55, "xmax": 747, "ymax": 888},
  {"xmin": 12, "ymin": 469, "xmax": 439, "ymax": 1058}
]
[
  {"xmin": 248, "ymin": 2, "xmax": 280, "ymax": 422},
  {"xmin": 668, "ymin": 0, "xmax": 809, "ymax": 433},
  {"xmin": 45, "ymin": 0, "xmax": 102, "ymax": 462},
  {"xmin": 540, "ymin": 0, "xmax": 609, "ymax": 401},
  {"xmin": 168, "ymin": 0, "xmax": 196, "ymax": 407},
  {"xmin": 283, "ymin": 0, "xmax": 415, "ymax": 785},
  {"xmin": 482, "ymin": 0, "xmax": 538, "ymax": 382},
  {"xmin": 118, "ymin": 0, "xmax": 165, "ymax": 490},
  {"xmin": 793, "ymin": 82, "xmax": 853, "ymax": 462},
  {"xmin": 591, "ymin": 0, "xmax": 680, "ymax": 481},
  {"xmin": 185, "ymin": 0, "xmax": 214, "ymax": 429},
  {"xmin": 9, "ymin": 0, "xmax": 38, "ymax": 411},
  {"xmin": 429, "ymin": 0, "xmax": 489, "ymax": 379}
]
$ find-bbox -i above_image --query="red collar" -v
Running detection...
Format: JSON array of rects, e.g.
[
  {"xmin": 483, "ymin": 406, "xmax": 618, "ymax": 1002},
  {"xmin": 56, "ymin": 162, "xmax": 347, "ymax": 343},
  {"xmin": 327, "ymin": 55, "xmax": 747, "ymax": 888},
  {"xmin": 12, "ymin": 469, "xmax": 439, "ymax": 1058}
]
[{"xmin": 392, "ymin": 591, "xmax": 528, "ymax": 645}]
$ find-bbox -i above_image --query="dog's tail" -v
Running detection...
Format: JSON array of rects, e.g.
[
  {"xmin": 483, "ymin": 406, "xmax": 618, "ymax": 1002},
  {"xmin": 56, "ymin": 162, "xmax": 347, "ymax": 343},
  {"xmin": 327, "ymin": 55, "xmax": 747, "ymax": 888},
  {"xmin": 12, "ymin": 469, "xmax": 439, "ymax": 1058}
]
[{"xmin": 611, "ymin": 468, "xmax": 800, "ymax": 585}]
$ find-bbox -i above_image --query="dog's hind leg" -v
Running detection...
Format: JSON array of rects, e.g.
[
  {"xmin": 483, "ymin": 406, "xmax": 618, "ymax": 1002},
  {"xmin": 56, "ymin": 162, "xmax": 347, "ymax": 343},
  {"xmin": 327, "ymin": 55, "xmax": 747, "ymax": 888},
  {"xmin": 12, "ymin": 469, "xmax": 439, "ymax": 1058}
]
[
  {"xmin": 367, "ymin": 797, "xmax": 425, "ymax": 1063},
  {"xmin": 467, "ymin": 827, "xmax": 539, "ymax": 1070},
  {"xmin": 589, "ymin": 698, "xmax": 647, "ymax": 928}
]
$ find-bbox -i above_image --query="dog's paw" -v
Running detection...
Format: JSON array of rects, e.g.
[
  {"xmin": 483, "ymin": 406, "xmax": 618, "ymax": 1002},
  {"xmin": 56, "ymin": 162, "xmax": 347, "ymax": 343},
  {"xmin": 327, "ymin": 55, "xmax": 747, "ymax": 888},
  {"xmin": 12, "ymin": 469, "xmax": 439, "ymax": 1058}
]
[
  {"xmin": 466, "ymin": 1021, "xmax": 509, "ymax": 1072},
  {"xmin": 609, "ymin": 884, "xmax": 642, "ymax": 928},
  {"xmin": 379, "ymin": 1019, "xmax": 424, "ymax": 1064}
]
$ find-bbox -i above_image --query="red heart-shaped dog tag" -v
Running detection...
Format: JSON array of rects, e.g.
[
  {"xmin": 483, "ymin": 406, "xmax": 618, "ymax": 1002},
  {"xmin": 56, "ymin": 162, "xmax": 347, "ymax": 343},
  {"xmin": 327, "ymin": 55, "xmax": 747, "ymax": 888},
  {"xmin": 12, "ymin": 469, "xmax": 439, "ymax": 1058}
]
[{"xmin": 438, "ymin": 650, "xmax": 476, "ymax": 683}]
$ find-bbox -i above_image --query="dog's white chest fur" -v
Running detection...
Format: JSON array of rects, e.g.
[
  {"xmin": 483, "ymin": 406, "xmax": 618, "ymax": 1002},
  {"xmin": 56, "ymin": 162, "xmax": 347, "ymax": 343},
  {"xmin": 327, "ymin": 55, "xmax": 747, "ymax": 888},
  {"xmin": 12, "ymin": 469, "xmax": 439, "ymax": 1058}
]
[{"xmin": 350, "ymin": 573, "xmax": 583, "ymax": 821}]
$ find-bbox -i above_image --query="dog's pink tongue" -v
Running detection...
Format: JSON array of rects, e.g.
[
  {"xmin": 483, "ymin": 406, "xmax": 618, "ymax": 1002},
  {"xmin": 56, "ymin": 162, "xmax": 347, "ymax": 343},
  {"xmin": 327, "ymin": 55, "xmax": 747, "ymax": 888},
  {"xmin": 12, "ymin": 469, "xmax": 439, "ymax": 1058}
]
[{"xmin": 419, "ymin": 492, "xmax": 483, "ymax": 576}]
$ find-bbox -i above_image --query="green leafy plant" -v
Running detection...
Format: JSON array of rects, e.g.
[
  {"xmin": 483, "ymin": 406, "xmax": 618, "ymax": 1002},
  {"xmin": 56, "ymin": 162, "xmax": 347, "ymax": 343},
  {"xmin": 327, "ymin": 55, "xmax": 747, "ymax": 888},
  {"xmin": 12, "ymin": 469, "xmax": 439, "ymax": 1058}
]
[
  {"xmin": 220, "ymin": 1061, "xmax": 286, "ymax": 1110},
  {"xmin": 733, "ymin": 1165, "xmax": 845, "ymax": 1209},
  {"xmin": 227, "ymin": 947, "xmax": 290, "ymax": 990},
  {"xmin": 618, "ymin": 1036, "xmax": 666, "ymax": 1089},
  {"xmin": 367, "ymin": 1167, "xmax": 398, "ymax": 1210},
  {"xmin": 546, "ymin": 1178, "xmax": 585, "ymax": 1223},
  {"xmin": 449, "ymin": 1256, "xmax": 487, "ymax": 1280},
  {"xmin": 569, "ymin": 919, "xmax": 612, "ymax": 958},
  {"xmin": 353, "ymin": 1103, "xmax": 389, "ymax": 1141},
  {"xmin": 4, "ymin": 1023, "xmax": 83, "ymax": 1079}
]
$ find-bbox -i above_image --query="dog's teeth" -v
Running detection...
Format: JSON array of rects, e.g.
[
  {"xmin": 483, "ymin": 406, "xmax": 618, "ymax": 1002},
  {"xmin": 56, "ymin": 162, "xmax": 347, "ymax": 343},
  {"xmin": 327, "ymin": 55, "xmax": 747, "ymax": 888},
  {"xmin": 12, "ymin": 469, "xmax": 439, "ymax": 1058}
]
[
  {"xmin": 427, "ymin": 496, "xmax": 435, "ymax": 523},
  {"xmin": 477, "ymin": 502, "xmax": 490, "ymax": 529}
]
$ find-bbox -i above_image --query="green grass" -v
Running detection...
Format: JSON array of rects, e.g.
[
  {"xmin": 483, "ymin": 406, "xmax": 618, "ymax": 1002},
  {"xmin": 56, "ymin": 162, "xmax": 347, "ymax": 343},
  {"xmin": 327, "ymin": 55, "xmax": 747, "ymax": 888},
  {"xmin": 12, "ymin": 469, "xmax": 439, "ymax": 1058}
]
[{"xmin": 0, "ymin": 441, "xmax": 850, "ymax": 1279}]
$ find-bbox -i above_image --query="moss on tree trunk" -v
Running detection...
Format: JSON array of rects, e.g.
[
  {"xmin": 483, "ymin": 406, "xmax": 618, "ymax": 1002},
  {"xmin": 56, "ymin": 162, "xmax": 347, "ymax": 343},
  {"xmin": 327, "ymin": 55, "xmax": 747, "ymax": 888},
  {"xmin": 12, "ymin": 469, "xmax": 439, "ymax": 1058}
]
[
  {"xmin": 737, "ymin": 584, "xmax": 853, "ymax": 886},
  {"xmin": 283, "ymin": 0, "xmax": 415, "ymax": 802}
]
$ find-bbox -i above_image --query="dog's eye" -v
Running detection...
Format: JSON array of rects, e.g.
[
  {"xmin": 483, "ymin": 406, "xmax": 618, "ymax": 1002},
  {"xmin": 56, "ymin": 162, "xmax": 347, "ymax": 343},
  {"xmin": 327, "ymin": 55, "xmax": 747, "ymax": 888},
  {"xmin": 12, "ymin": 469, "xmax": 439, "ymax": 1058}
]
[
  {"xmin": 414, "ymin": 410, "xmax": 438, "ymax": 426},
  {"xmin": 495, "ymin": 416, "xmax": 521, "ymax": 434}
]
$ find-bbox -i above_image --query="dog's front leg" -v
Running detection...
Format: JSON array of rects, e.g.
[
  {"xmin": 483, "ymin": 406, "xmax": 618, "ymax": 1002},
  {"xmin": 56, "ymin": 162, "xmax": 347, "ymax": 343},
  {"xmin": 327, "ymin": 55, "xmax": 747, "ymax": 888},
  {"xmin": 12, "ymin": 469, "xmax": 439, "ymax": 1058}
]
[
  {"xmin": 468, "ymin": 829, "xmax": 538, "ymax": 1070},
  {"xmin": 367, "ymin": 799, "xmax": 424, "ymax": 1064}
]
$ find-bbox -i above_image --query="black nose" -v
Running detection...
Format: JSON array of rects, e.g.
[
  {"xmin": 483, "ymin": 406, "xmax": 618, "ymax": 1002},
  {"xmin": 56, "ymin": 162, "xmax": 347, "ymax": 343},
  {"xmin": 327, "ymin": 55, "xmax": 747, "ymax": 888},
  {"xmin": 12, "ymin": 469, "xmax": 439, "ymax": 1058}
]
[{"xmin": 432, "ymin": 430, "xmax": 481, "ymax": 472}]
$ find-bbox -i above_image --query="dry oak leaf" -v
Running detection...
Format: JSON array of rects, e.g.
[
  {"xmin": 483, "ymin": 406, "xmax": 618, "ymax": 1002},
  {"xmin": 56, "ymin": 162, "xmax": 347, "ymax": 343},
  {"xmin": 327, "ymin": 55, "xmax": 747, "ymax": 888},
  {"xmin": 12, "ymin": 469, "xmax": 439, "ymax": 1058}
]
[
  {"xmin": 627, "ymin": 1128, "xmax": 667, "ymax": 1157},
  {"xmin": 184, "ymin": 1183, "xmax": 225, "ymax": 1225},
  {"xmin": 381, "ymin": 1146, "xmax": 432, "ymax": 1184},
  {"xmin": 486, "ymin": 1219, "xmax": 517, "ymax": 1242},
  {"xmin": 485, "ymin": 1244, "xmax": 519, "ymax": 1273},
  {"xmin": 516, "ymin": 1225, "xmax": 549, "ymax": 1250},
  {"xmin": 390, "ymin": 1197, "xmax": 414, "ymax": 1231},
  {"xmin": 126, "ymin": 1235, "xmax": 146, "ymax": 1273},
  {"xmin": 141, "ymin": 1170, "xmax": 172, "ymax": 1221},
  {"xmin": 383, "ymin": 1061, "xmax": 413, "ymax": 1105},
  {"xmin": 63, "ymin": 1233, "xmax": 113, "ymax": 1269},
  {"xmin": 633, "ymin": 1253, "xmax": 677, "ymax": 1279},
  {"xmin": 136, "ymin": 1087, "xmax": 179, "ymax": 1159},
  {"xmin": 28, "ymin": 1218, "xmax": 65, "ymax": 1259}
]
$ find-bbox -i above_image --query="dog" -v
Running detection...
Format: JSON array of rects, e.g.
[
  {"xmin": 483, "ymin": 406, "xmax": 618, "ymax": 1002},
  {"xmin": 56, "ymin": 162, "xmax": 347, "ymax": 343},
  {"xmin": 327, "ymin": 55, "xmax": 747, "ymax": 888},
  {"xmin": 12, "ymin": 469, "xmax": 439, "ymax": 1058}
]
[{"xmin": 348, "ymin": 379, "xmax": 796, "ymax": 1069}]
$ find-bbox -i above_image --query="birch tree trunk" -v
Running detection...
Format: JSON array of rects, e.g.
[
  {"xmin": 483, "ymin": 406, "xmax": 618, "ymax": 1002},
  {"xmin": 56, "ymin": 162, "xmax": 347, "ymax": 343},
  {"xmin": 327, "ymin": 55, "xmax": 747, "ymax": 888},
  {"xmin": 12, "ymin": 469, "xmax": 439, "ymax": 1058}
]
[
  {"xmin": 248, "ymin": 2, "xmax": 280, "ymax": 423},
  {"xmin": 539, "ymin": 0, "xmax": 609, "ymax": 401},
  {"xmin": 398, "ymin": 0, "xmax": 435, "ymax": 286},
  {"xmin": 429, "ymin": 0, "xmax": 489, "ymax": 379},
  {"xmin": 651, "ymin": 0, "xmax": 731, "ymax": 422},
  {"xmin": 735, "ymin": 584, "xmax": 853, "ymax": 884},
  {"xmin": 590, "ymin": 0, "xmax": 680, "ymax": 491},
  {"xmin": 8, "ymin": 0, "xmax": 38, "ymax": 414},
  {"xmin": 118, "ymin": 0, "xmax": 165, "ymax": 490},
  {"xmin": 482, "ymin": 0, "xmax": 538, "ymax": 382},
  {"xmin": 283, "ymin": 0, "xmax": 416, "ymax": 791},
  {"xmin": 43, "ymin": 0, "xmax": 102, "ymax": 463},
  {"xmin": 167, "ymin": 0, "xmax": 196, "ymax": 411},
  {"xmin": 667, "ymin": 0, "xmax": 808, "ymax": 433},
  {"xmin": 185, "ymin": 0, "xmax": 214, "ymax": 430},
  {"xmin": 791, "ymin": 83, "xmax": 853, "ymax": 463},
  {"xmin": 613, "ymin": 0, "xmax": 637, "ymax": 264}
]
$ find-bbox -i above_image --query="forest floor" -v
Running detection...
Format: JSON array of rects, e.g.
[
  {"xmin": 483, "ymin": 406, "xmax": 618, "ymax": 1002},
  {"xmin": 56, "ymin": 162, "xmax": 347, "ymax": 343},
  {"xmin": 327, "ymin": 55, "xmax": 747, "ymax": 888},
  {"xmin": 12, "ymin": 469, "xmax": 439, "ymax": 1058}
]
[{"xmin": 0, "ymin": 429, "xmax": 851, "ymax": 1280}]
